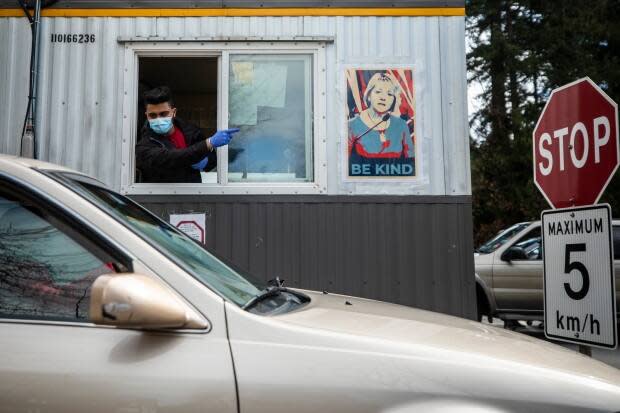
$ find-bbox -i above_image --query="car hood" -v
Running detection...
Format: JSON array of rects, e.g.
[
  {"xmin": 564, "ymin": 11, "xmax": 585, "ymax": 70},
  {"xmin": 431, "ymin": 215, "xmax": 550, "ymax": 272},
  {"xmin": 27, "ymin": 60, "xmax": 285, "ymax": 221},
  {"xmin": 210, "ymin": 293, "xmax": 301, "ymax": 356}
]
[{"xmin": 278, "ymin": 291, "xmax": 620, "ymax": 386}]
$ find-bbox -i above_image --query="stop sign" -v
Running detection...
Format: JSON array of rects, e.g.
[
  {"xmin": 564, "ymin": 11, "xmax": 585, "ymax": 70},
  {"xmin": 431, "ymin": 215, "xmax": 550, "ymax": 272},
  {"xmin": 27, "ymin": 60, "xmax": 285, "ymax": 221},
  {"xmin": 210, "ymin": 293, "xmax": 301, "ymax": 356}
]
[{"xmin": 533, "ymin": 77, "xmax": 619, "ymax": 208}]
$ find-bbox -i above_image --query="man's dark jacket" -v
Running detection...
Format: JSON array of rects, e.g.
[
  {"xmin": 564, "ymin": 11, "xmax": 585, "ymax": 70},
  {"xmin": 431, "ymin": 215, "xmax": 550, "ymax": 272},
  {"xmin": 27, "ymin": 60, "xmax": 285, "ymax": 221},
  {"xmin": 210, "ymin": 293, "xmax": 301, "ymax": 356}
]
[{"xmin": 135, "ymin": 118, "xmax": 217, "ymax": 183}]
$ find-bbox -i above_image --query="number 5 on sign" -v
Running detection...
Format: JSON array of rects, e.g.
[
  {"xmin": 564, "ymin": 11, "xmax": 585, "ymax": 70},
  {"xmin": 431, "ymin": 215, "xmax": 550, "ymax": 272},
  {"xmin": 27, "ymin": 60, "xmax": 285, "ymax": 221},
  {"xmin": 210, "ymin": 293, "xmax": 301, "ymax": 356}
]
[
  {"xmin": 563, "ymin": 243, "xmax": 590, "ymax": 300},
  {"xmin": 542, "ymin": 204, "xmax": 617, "ymax": 349}
]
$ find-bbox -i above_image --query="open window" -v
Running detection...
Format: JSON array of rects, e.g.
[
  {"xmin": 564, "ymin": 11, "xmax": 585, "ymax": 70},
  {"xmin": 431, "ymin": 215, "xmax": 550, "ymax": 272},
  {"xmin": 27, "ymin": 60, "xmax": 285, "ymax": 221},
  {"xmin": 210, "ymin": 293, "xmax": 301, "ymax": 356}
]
[
  {"xmin": 137, "ymin": 56, "xmax": 219, "ymax": 184},
  {"xmin": 121, "ymin": 42, "xmax": 327, "ymax": 195}
]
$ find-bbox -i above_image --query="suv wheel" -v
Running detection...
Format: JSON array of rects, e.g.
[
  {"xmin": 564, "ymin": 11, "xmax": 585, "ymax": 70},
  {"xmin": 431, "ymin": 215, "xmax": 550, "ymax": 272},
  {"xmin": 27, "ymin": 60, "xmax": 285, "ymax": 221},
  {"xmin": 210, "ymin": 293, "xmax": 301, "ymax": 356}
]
[{"xmin": 476, "ymin": 284, "xmax": 490, "ymax": 322}]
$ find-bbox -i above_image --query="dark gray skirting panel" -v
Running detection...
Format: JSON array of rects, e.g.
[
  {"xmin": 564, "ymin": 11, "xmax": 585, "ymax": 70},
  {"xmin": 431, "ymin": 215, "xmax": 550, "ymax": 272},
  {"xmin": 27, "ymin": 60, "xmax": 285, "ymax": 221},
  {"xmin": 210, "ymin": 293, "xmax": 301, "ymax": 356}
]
[{"xmin": 132, "ymin": 194, "xmax": 476, "ymax": 319}]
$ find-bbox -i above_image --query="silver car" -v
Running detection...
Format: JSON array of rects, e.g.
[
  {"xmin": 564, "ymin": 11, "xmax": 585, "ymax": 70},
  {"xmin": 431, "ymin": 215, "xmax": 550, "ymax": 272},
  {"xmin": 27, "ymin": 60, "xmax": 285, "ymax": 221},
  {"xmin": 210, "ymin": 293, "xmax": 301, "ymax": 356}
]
[{"xmin": 1, "ymin": 155, "xmax": 620, "ymax": 412}]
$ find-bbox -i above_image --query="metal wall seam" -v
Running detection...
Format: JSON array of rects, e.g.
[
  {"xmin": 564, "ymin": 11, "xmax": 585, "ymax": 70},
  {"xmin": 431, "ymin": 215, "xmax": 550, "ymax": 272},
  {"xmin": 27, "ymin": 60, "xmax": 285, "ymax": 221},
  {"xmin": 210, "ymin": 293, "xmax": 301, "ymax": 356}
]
[
  {"xmin": 48, "ymin": 18, "xmax": 64, "ymax": 162},
  {"xmin": 439, "ymin": 16, "xmax": 470, "ymax": 195},
  {"xmin": 0, "ymin": 18, "xmax": 11, "ymax": 154},
  {"xmin": 1, "ymin": 18, "xmax": 30, "ymax": 156},
  {"xmin": 36, "ymin": 17, "xmax": 51, "ymax": 161},
  {"xmin": 424, "ymin": 16, "xmax": 446, "ymax": 195}
]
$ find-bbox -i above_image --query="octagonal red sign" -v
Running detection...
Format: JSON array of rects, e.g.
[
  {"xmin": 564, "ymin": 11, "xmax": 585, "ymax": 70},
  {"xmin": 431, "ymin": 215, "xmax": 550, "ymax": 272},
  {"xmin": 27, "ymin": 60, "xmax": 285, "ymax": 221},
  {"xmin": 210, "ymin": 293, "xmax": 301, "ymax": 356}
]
[{"xmin": 533, "ymin": 77, "xmax": 620, "ymax": 209}]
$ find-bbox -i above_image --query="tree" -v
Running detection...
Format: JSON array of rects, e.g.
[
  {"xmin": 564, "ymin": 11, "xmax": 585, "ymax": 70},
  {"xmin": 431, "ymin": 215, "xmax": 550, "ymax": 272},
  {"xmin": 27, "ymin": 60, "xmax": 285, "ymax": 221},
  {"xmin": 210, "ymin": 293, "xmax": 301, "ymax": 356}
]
[
  {"xmin": 468, "ymin": 0, "xmax": 547, "ymax": 245},
  {"xmin": 467, "ymin": 0, "xmax": 620, "ymax": 246}
]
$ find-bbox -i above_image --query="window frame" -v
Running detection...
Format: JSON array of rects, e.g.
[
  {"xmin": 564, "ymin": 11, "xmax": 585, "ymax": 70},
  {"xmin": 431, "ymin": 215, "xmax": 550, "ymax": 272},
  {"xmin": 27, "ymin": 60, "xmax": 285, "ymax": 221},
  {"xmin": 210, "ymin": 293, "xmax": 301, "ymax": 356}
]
[{"xmin": 120, "ymin": 41, "xmax": 327, "ymax": 195}]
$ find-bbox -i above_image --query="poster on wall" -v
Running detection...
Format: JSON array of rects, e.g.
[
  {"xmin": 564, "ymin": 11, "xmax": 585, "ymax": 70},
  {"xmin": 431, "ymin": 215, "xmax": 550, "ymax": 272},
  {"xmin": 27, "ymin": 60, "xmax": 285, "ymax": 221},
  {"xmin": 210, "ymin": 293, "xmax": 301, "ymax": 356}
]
[{"xmin": 345, "ymin": 68, "xmax": 416, "ymax": 179}]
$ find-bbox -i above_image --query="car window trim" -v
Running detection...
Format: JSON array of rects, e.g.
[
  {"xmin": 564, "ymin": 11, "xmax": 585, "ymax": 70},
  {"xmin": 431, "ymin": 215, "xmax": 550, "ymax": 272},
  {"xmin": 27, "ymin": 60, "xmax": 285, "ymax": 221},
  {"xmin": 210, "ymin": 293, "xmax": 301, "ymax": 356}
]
[{"xmin": 0, "ymin": 317, "xmax": 211, "ymax": 334}]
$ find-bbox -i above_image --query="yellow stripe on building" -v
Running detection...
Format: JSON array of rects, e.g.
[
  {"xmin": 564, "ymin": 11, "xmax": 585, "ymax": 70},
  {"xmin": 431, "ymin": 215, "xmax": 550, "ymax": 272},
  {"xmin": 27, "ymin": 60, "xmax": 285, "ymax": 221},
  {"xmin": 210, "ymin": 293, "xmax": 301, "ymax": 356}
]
[{"xmin": 0, "ymin": 7, "xmax": 465, "ymax": 18}]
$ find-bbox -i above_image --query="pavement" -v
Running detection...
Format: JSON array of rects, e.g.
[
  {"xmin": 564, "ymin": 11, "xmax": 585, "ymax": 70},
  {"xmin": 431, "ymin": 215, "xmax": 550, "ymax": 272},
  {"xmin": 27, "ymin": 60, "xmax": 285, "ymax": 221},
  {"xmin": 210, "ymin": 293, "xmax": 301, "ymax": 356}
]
[{"xmin": 481, "ymin": 317, "xmax": 620, "ymax": 369}]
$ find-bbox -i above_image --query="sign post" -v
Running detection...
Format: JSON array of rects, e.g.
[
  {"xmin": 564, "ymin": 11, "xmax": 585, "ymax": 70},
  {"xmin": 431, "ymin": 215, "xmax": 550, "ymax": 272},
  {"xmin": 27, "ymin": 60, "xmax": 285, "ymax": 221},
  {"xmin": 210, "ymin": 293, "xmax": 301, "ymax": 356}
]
[{"xmin": 533, "ymin": 77, "xmax": 619, "ymax": 350}]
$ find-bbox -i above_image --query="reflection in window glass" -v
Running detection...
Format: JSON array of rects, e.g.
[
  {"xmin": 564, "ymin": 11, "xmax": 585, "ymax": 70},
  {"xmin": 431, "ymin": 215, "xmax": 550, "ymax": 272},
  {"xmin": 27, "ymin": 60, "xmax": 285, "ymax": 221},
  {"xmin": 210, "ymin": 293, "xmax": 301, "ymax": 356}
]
[
  {"xmin": 0, "ymin": 195, "xmax": 115, "ymax": 321},
  {"xmin": 228, "ymin": 54, "xmax": 313, "ymax": 182}
]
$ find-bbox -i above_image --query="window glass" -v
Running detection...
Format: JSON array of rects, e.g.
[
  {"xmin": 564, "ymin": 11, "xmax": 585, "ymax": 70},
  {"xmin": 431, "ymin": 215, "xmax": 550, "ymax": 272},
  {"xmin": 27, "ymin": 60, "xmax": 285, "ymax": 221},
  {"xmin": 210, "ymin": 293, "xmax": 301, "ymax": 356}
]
[
  {"xmin": 0, "ymin": 194, "xmax": 117, "ymax": 322},
  {"xmin": 513, "ymin": 227, "xmax": 542, "ymax": 260},
  {"xmin": 228, "ymin": 54, "xmax": 313, "ymax": 183},
  {"xmin": 56, "ymin": 176, "xmax": 265, "ymax": 308},
  {"xmin": 477, "ymin": 222, "xmax": 530, "ymax": 254}
]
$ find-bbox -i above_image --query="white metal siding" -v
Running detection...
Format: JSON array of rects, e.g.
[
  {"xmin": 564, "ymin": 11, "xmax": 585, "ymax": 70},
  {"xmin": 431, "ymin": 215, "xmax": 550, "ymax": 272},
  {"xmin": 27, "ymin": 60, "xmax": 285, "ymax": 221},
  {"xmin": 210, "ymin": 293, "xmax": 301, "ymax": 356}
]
[{"xmin": 0, "ymin": 16, "xmax": 469, "ymax": 195}]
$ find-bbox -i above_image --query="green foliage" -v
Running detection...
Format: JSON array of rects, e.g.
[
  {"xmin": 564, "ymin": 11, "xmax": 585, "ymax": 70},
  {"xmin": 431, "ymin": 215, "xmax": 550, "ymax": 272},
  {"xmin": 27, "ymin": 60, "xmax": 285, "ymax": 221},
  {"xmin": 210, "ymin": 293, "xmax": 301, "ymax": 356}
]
[{"xmin": 467, "ymin": 0, "xmax": 620, "ymax": 246}]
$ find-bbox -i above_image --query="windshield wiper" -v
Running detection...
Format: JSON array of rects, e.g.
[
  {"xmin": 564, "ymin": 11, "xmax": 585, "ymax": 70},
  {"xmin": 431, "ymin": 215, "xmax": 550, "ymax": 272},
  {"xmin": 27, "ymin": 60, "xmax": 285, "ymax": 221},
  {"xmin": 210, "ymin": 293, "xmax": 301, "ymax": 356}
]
[{"xmin": 242, "ymin": 285, "xmax": 289, "ymax": 310}]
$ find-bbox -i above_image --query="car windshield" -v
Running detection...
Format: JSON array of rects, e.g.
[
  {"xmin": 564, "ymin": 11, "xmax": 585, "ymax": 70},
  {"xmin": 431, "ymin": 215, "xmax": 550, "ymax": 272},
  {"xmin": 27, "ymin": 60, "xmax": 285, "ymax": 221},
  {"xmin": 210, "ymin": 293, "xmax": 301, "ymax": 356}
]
[
  {"xmin": 477, "ymin": 222, "xmax": 530, "ymax": 254},
  {"xmin": 47, "ymin": 172, "xmax": 267, "ymax": 308}
]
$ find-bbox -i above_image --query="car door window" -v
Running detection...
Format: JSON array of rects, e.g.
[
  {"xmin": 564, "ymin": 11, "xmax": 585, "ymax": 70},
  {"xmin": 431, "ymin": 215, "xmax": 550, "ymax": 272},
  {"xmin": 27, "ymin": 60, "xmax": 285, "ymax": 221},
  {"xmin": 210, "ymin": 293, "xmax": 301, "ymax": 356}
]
[
  {"xmin": 0, "ymin": 191, "xmax": 123, "ymax": 322},
  {"xmin": 512, "ymin": 227, "xmax": 542, "ymax": 260}
]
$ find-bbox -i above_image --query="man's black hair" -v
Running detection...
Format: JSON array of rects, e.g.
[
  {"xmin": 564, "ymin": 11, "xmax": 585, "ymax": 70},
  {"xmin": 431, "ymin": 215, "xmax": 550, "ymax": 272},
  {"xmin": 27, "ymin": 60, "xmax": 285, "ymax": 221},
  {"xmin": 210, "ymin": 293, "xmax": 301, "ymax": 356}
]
[{"xmin": 143, "ymin": 86, "xmax": 174, "ymax": 107}]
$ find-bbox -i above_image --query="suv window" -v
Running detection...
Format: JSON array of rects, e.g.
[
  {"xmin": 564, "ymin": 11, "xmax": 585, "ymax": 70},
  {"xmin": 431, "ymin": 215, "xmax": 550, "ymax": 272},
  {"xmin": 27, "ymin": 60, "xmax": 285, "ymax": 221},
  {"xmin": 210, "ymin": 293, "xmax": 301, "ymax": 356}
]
[
  {"xmin": 0, "ymin": 191, "xmax": 122, "ymax": 322},
  {"xmin": 613, "ymin": 226, "xmax": 620, "ymax": 260},
  {"xmin": 512, "ymin": 227, "xmax": 542, "ymax": 260},
  {"xmin": 477, "ymin": 222, "xmax": 530, "ymax": 254}
]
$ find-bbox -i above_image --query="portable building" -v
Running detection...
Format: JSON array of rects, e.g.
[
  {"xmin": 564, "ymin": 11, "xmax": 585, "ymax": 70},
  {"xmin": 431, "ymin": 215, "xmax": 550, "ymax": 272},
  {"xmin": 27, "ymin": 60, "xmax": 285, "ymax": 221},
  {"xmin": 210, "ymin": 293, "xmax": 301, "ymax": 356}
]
[{"xmin": 0, "ymin": 0, "xmax": 475, "ymax": 318}]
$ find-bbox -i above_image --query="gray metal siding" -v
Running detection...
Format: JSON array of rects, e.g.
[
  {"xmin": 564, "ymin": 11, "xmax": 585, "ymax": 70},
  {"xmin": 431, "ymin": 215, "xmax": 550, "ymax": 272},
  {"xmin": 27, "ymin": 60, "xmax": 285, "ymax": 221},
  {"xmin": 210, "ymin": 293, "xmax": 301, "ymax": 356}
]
[
  {"xmin": 0, "ymin": 1, "xmax": 465, "ymax": 9},
  {"xmin": 132, "ymin": 195, "xmax": 476, "ymax": 319}
]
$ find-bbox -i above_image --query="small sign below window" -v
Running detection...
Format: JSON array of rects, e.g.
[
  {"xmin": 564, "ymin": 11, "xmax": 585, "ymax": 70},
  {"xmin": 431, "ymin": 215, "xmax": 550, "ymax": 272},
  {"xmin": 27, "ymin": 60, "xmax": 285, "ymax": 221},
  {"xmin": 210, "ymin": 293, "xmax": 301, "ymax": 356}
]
[{"xmin": 170, "ymin": 213, "xmax": 206, "ymax": 244}]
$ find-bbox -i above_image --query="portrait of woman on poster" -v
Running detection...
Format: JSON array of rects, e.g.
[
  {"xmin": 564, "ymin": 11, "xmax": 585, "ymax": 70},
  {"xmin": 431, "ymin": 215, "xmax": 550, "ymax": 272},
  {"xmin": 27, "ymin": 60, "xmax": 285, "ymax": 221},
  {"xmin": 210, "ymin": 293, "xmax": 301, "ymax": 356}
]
[{"xmin": 348, "ymin": 72, "xmax": 414, "ymax": 175}]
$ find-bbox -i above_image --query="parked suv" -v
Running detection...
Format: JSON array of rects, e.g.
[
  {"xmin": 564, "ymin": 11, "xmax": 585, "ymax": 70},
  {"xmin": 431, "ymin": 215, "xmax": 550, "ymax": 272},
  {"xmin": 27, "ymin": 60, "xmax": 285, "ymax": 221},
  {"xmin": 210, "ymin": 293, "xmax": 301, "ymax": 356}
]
[{"xmin": 475, "ymin": 221, "xmax": 620, "ymax": 325}]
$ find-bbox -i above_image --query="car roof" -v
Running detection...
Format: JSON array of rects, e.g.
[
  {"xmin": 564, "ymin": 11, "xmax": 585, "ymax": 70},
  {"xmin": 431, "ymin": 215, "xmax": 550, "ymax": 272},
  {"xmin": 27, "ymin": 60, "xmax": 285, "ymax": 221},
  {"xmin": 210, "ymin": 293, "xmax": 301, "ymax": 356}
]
[{"xmin": 0, "ymin": 154, "xmax": 79, "ymax": 173}]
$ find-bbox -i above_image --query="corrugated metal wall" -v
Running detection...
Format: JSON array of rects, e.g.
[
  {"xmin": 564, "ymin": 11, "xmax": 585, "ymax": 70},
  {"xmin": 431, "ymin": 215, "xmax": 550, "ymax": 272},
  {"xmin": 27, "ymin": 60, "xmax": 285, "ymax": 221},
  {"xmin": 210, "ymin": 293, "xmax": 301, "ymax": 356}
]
[
  {"xmin": 0, "ymin": 15, "xmax": 469, "ymax": 196},
  {"xmin": 133, "ymin": 194, "xmax": 476, "ymax": 318}
]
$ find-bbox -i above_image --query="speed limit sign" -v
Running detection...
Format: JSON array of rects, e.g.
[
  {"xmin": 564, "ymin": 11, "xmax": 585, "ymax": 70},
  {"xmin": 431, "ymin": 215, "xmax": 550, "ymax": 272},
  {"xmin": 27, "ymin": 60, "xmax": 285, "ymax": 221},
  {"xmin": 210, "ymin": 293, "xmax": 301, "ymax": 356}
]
[{"xmin": 542, "ymin": 204, "xmax": 617, "ymax": 348}]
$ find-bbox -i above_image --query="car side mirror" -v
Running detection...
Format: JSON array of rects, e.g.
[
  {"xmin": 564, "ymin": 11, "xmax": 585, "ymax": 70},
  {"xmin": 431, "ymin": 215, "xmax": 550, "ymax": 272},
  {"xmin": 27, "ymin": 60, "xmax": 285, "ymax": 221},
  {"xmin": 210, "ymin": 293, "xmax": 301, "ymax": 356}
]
[
  {"xmin": 89, "ymin": 273, "xmax": 209, "ymax": 330},
  {"xmin": 500, "ymin": 246, "xmax": 528, "ymax": 262}
]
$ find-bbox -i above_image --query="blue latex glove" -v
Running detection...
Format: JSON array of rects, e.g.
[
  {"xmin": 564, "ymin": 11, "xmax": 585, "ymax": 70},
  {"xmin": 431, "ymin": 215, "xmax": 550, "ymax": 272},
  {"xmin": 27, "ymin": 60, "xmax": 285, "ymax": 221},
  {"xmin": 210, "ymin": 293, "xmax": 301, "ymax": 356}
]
[
  {"xmin": 209, "ymin": 128, "xmax": 240, "ymax": 148},
  {"xmin": 191, "ymin": 156, "xmax": 209, "ymax": 170}
]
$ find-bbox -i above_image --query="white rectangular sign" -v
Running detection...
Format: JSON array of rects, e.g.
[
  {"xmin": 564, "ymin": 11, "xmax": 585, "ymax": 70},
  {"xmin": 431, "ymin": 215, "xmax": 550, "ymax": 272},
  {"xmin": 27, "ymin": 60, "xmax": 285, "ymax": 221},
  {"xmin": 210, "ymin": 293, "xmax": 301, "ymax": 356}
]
[
  {"xmin": 169, "ymin": 213, "xmax": 206, "ymax": 244},
  {"xmin": 542, "ymin": 204, "xmax": 617, "ymax": 349}
]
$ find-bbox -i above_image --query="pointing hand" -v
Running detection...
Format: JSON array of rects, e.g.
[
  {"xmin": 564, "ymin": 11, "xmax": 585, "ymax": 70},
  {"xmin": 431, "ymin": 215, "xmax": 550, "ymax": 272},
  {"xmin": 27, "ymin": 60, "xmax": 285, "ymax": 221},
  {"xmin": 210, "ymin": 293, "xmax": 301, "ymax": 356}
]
[{"xmin": 208, "ymin": 128, "xmax": 240, "ymax": 148}]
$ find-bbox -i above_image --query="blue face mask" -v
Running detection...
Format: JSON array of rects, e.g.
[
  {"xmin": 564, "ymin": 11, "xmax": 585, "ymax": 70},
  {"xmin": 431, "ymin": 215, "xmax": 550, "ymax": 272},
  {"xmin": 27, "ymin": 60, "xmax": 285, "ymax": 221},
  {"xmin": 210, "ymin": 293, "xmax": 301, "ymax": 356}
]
[{"xmin": 149, "ymin": 117, "xmax": 173, "ymax": 134}]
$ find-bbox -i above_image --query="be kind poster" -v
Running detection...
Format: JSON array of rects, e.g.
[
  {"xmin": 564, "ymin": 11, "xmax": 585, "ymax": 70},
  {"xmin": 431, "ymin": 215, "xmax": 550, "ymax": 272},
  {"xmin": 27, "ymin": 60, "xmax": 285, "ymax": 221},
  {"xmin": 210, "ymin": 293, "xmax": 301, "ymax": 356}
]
[{"xmin": 345, "ymin": 68, "xmax": 416, "ymax": 179}]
